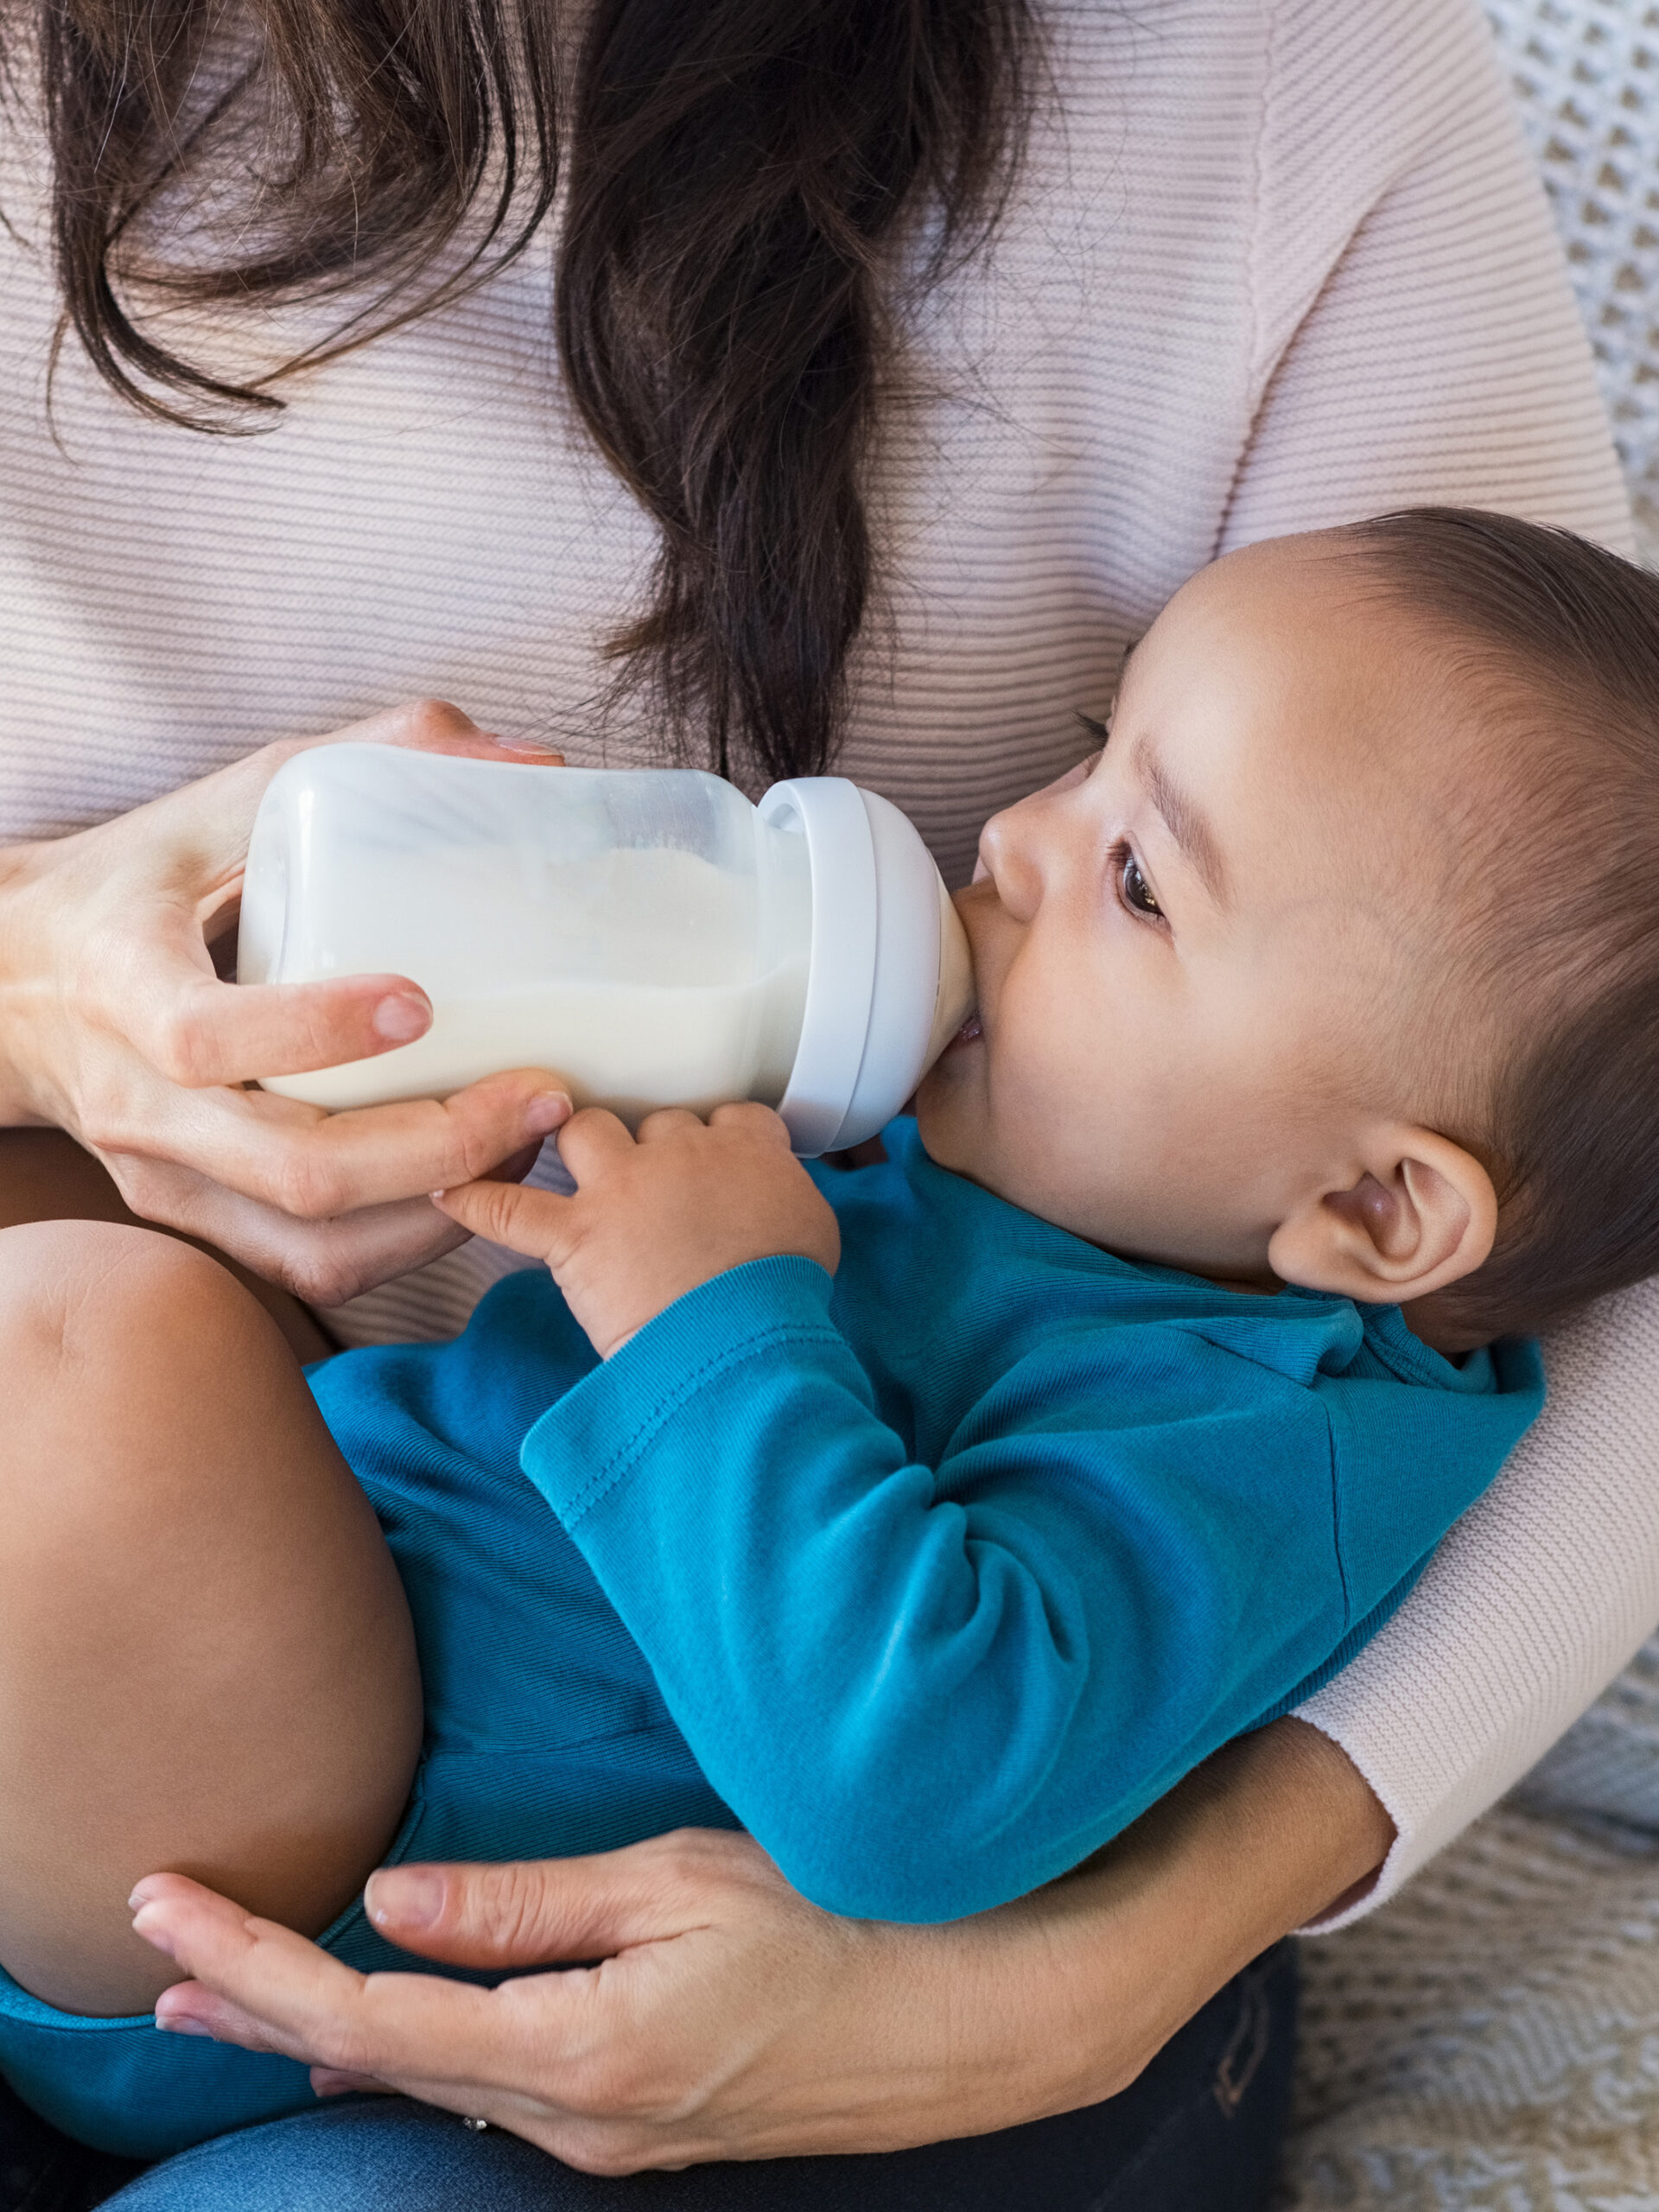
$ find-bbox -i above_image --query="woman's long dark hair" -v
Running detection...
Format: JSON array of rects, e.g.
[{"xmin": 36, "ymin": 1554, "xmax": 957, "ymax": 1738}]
[{"xmin": 25, "ymin": 0, "xmax": 1033, "ymax": 779}]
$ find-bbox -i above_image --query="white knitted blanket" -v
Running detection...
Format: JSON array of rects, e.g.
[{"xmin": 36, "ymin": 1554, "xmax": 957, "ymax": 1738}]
[
  {"xmin": 1276, "ymin": 10, "xmax": 1659, "ymax": 2202},
  {"xmin": 1281, "ymin": 1796, "xmax": 1659, "ymax": 2207}
]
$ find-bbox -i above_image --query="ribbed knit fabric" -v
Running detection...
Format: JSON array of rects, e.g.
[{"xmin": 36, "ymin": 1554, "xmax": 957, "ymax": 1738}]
[{"xmin": 0, "ymin": 0, "xmax": 1648, "ymax": 1921}]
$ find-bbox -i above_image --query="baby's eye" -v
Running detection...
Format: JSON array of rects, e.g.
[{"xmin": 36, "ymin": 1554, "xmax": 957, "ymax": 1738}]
[{"xmin": 1120, "ymin": 852, "xmax": 1162, "ymax": 918}]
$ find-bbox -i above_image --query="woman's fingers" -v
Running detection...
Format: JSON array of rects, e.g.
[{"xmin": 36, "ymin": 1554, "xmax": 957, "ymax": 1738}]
[
  {"xmin": 82, "ymin": 1062, "xmax": 570, "ymax": 1303},
  {"xmin": 362, "ymin": 1833, "xmax": 768, "ymax": 1970},
  {"xmin": 124, "ymin": 1176, "xmax": 474, "ymax": 1307},
  {"xmin": 97, "ymin": 1074, "xmax": 572, "ymax": 1221},
  {"xmin": 94, "ymin": 880, "xmax": 431, "ymax": 1090},
  {"xmin": 305, "ymin": 697, "xmax": 561, "ymax": 772},
  {"xmin": 134, "ymin": 1878, "xmax": 460, "ymax": 2075},
  {"xmin": 133, "ymin": 1878, "xmax": 571, "ymax": 2119},
  {"xmin": 99, "ymin": 709, "xmax": 563, "ymax": 1092},
  {"xmin": 101, "ymin": 1134, "xmax": 550, "ymax": 1306},
  {"xmin": 0, "ymin": 702, "xmax": 580, "ymax": 1285},
  {"xmin": 121, "ymin": 964, "xmax": 437, "ymax": 1093}
]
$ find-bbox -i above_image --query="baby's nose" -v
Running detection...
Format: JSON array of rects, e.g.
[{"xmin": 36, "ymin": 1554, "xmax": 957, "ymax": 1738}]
[{"xmin": 976, "ymin": 810, "xmax": 1046, "ymax": 920}]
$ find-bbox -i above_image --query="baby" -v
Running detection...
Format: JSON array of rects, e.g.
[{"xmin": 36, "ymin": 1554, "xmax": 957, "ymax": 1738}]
[{"xmin": 3, "ymin": 505, "xmax": 1657, "ymax": 2160}]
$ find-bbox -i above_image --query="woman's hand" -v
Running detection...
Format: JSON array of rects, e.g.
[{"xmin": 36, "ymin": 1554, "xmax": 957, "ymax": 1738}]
[
  {"xmin": 434, "ymin": 1103, "xmax": 840, "ymax": 1357},
  {"xmin": 128, "ymin": 1719, "xmax": 1394, "ymax": 2175},
  {"xmin": 0, "ymin": 700, "xmax": 572, "ymax": 1305}
]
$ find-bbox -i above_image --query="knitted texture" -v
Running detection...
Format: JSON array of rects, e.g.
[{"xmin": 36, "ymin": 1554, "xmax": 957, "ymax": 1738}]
[{"xmin": 1281, "ymin": 1802, "xmax": 1659, "ymax": 2209}]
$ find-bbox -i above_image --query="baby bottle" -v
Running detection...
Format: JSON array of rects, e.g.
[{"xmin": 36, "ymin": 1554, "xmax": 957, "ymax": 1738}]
[{"xmin": 237, "ymin": 746, "xmax": 974, "ymax": 1154}]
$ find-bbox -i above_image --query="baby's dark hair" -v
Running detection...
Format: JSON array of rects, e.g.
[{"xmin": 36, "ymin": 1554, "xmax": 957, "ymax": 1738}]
[{"xmin": 1337, "ymin": 505, "xmax": 1659, "ymax": 1344}]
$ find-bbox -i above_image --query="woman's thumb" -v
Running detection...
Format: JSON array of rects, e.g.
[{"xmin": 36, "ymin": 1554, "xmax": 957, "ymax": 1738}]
[{"xmin": 364, "ymin": 1842, "xmax": 717, "ymax": 1969}]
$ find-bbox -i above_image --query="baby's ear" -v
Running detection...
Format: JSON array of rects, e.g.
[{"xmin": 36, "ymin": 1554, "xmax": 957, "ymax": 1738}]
[{"xmin": 1267, "ymin": 1128, "xmax": 1497, "ymax": 1307}]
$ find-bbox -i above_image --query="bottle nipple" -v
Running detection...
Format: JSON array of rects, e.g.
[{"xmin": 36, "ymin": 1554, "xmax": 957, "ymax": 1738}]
[{"xmin": 924, "ymin": 886, "xmax": 976, "ymax": 1071}]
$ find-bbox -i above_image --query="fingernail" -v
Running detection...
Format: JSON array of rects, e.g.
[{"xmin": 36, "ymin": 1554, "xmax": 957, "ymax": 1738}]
[
  {"xmin": 372, "ymin": 992, "xmax": 430, "ymax": 1044},
  {"xmin": 524, "ymin": 1091, "xmax": 572, "ymax": 1140},
  {"xmin": 156, "ymin": 2013, "xmax": 213, "ymax": 2040},
  {"xmin": 367, "ymin": 1866, "xmax": 443, "ymax": 1930}
]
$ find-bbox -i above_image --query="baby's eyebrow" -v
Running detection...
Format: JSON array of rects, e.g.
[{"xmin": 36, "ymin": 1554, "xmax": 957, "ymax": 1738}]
[{"xmin": 1132, "ymin": 737, "xmax": 1230, "ymax": 907}]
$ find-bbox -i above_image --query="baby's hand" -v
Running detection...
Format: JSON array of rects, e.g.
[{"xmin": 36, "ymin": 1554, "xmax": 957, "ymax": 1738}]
[{"xmin": 433, "ymin": 1103, "xmax": 841, "ymax": 1357}]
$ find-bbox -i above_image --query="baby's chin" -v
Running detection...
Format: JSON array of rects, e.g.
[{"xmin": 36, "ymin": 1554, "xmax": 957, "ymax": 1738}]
[{"xmin": 911, "ymin": 1063, "xmax": 1025, "ymax": 1211}]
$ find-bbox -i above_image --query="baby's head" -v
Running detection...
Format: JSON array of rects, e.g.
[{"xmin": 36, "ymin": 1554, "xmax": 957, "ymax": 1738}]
[{"xmin": 916, "ymin": 508, "xmax": 1659, "ymax": 1348}]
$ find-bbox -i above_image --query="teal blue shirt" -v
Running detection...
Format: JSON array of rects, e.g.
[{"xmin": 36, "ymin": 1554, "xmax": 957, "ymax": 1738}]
[
  {"xmin": 0, "ymin": 1115, "xmax": 1550, "ymax": 2170},
  {"xmin": 519, "ymin": 1118, "xmax": 1543, "ymax": 1923}
]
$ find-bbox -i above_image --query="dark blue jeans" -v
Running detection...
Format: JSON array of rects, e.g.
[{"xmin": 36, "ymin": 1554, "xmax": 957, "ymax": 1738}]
[{"xmin": 0, "ymin": 1942, "xmax": 1294, "ymax": 2212}]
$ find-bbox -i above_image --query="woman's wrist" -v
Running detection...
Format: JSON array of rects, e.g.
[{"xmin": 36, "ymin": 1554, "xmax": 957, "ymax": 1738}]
[{"xmin": 987, "ymin": 1719, "xmax": 1394, "ymax": 2114}]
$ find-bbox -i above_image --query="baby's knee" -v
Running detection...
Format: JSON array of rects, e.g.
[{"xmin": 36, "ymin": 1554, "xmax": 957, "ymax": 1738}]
[
  {"xmin": 0, "ymin": 1220, "xmax": 266, "ymax": 1522},
  {"xmin": 0, "ymin": 1216, "xmax": 237, "ymax": 1361}
]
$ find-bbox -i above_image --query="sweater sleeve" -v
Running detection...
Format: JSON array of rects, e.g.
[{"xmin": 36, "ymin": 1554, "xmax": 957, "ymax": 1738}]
[
  {"xmin": 1300, "ymin": 1279, "xmax": 1659, "ymax": 1926},
  {"xmin": 518, "ymin": 1258, "xmax": 1374, "ymax": 1926}
]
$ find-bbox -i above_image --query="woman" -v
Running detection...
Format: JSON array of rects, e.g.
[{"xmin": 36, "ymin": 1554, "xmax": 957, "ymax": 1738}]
[{"xmin": 1, "ymin": 0, "xmax": 1651, "ymax": 2203}]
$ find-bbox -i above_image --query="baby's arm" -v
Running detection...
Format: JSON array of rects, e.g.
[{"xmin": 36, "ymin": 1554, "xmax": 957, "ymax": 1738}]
[
  {"xmin": 435, "ymin": 1109, "xmax": 1357, "ymax": 1923},
  {"xmin": 0, "ymin": 1220, "xmax": 420, "ymax": 2015},
  {"xmin": 434, "ymin": 1101, "xmax": 841, "ymax": 1359}
]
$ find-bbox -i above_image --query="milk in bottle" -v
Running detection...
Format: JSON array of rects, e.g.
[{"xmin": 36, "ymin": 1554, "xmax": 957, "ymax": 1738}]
[{"xmin": 238, "ymin": 747, "xmax": 972, "ymax": 1154}]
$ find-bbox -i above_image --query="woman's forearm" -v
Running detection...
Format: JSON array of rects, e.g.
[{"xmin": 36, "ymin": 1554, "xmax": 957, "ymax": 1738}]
[
  {"xmin": 718, "ymin": 1716, "xmax": 1395, "ymax": 2149},
  {"xmin": 931, "ymin": 1716, "xmax": 1394, "ymax": 2126}
]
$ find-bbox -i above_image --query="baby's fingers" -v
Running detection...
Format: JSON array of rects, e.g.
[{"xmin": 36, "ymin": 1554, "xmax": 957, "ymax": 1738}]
[
  {"xmin": 432, "ymin": 1176, "xmax": 576, "ymax": 1262},
  {"xmin": 706, "ymin": 1102, "xmax": 793, "ymax": 1146},
  {"xmin": 555, "ymin": 1109, "xmax": 637, "ymax": 1179}
]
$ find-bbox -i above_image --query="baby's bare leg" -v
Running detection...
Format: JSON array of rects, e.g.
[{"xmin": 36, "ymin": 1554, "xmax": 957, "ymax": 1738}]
[
  {"xmin": 0, "ymin": 1127, "xmax": 334, "ymax": 1363},
  {"xmin": 0, "ymin": 1220, "xmax": 422, "ymax": 2016}
]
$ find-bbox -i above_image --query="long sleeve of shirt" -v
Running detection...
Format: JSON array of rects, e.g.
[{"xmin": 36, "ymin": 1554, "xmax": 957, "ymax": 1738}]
[{"xmin": 518, "ymin": 1138, "xmax": 1540, "ymax": 1925}]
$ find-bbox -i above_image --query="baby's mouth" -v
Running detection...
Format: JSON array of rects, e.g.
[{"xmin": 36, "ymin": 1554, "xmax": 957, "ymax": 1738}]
[{"xmin": 946, "ymin": 1010, "xmax": 983, "ymax": 1053}]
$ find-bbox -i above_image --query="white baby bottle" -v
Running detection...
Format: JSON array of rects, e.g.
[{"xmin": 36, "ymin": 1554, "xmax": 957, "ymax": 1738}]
[{"xmin": 237, "ymin": 746, "xmax": 974, "ymax": 1154}]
